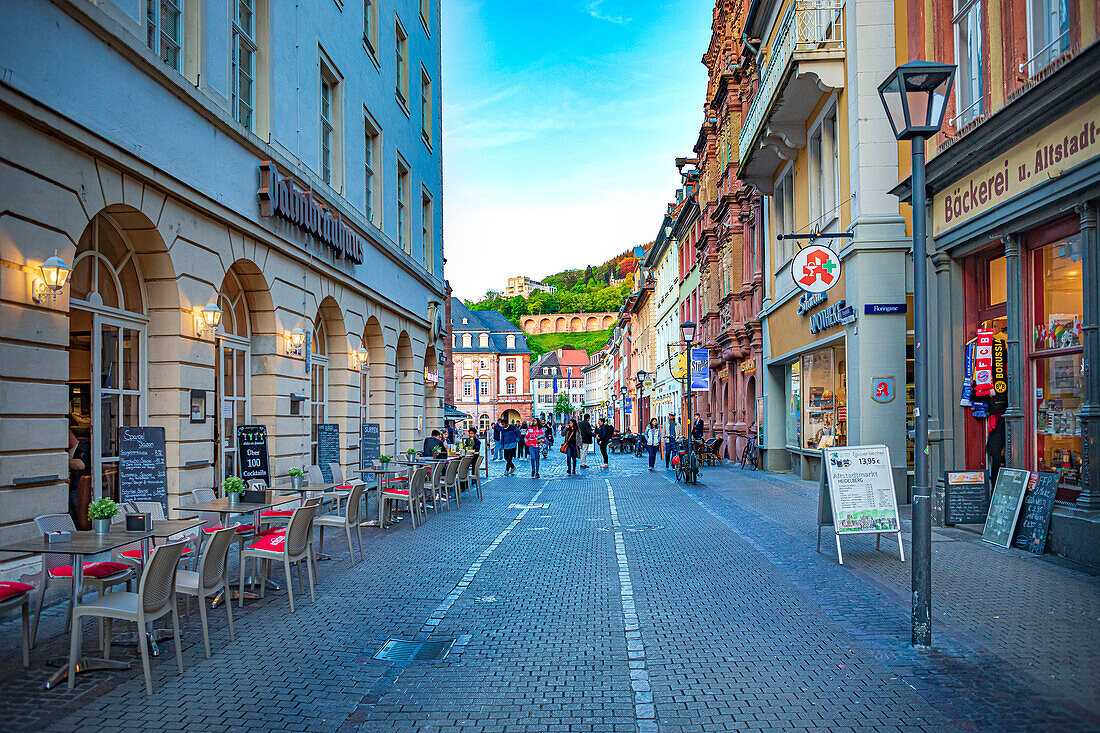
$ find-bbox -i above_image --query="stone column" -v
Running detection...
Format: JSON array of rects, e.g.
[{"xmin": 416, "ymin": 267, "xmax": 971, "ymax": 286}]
[
  {"xmin": 1076, "ymin": 202, "xmax": 1100, "ymax": 509},
  {"xmin": 1003, "ymin": 234, "xmax": 1025, "ymax": 468}
]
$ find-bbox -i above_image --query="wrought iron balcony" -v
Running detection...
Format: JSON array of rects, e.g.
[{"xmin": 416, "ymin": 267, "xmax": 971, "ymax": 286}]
[{"xmin": 739, "ymin": 0, "xmax": 845, "ymax": 176}]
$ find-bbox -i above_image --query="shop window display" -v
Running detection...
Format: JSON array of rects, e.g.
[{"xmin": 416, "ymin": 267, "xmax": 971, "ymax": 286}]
[
  {"xmin": 802, "ymin": 348, "xmax": 846, "ymax": 450},
  {"xmin": 786, "ymin": 361, "xmax": 801, "ymax": 448},
  {"xmin": 1030, "ymin": 236, "xmax": 1083, "ymax": 494}
]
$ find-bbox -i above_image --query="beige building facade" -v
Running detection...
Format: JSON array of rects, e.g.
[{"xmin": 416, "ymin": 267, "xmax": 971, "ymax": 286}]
[{"xmin": 0, "ymin": 0, "xmax": 446, "ymax": 569}]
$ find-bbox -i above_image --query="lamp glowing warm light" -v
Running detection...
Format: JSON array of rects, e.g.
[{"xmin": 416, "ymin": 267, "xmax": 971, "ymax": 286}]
[
  {"xmin": 32, "ymin": 250, "xmax": 71, "ymax": 304},
  {"xmin": 355, "ymin": 347, "xmax": 369, "ymax": 366},
  {"xmin": 201, "ymin": 302, "xmax": 222, "ymax": 328},
  {"xmin": 286, "ymin": 327, "xmax": 307, "ymax": 356}
]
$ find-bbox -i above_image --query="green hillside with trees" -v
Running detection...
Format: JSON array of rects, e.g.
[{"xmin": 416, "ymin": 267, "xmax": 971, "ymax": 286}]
[{"xmin": 525, "ymin": 329, "xmax": 613, "ymax": 358}]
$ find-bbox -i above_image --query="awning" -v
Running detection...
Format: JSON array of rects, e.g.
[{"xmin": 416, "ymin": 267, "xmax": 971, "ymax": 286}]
[{"xmin": 444, "ymin": 404, "xmax": 470, "ymax": 420}]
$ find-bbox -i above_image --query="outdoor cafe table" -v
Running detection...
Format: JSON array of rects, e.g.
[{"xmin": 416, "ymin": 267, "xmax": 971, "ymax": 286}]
[
  {"xmin": 272, "ymin": 482, "xmax": 351, "ymax": 560},
  {"xmin": 0, "ymin": 525, "xmax": 164, "ymax": 689},
  {"xmin": 182, "ymin": 494, "xmax": 297, "ymax": 598}
]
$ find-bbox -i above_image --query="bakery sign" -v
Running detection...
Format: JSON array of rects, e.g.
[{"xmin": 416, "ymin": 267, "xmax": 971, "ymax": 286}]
[
  {"xmin": 933, "ymin": 98, "xmax": 1100, "ymax": 236},
  {"xmin": 258, "ymin": 161, "xmax": 364, "ymax": 263}
]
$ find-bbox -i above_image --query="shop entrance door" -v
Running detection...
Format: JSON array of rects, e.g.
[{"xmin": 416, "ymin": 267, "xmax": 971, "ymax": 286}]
[{"xmin": 216, "ymin": 335, "xmax": 250, "ymax": 481}]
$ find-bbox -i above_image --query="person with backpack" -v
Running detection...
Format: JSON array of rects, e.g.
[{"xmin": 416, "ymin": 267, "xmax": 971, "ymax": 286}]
[
  {"xmin": 500, "ymin": 420, "xmax": 521, "ymax": 474},
  {"xmin": 579, "ymin": 413, "xmax": 594, "ymax": 469}
]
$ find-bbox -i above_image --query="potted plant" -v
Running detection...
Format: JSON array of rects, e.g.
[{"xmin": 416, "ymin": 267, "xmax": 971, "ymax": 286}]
[
  {"xmin": 222, "ymin": 475, "xmax": 245, "ymax": 505},
  {"xmin": 288, "ymin": 467, "xmax": 305, "ymax": 491},
  {"xmin": 87, "ymin": 498, "xmax": 119, "ymax": 535},
  {"xmin": 406, "ymin": 448, "xmax": 418, "ymax": 459},
  {"xmin": 378, "ymin": 454, "xmax": 391, "ymax": 465}
]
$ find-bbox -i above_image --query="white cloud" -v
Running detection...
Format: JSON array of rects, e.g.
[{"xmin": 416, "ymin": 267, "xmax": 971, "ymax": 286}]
[{"xmin": 584, "ymin": 1, "xmax": 630, "ymax": 24}]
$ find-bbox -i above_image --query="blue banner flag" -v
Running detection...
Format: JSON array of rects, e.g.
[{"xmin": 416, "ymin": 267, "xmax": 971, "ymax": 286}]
[{"xmin": 690, "ymin": 348, "xmax": 710, "ymax": 392}]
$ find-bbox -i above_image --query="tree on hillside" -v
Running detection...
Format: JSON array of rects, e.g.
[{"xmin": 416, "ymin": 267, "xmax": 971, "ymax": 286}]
[{"xmin": 554, "ymin": 394, "xmax": 574, "ymax": 418}]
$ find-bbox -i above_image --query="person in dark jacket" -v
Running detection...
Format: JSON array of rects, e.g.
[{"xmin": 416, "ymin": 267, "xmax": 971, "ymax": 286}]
[
  {"xmin": 492, "ymin": 420, "xmax": 503, "ymax": 462},
  {"xmin": 692, "ymin": 418, "xmax": 704, "ymax": 441},
  {"xmin": 422, "ymin": 430, "xmax": 446, "ymax": 457},
  {"xmin": 500, "ymin": 421, "xmax": 521, "ymax": 474},
  {"xmin": 579, "ymin": 414, "xmax": 594, "ymax": 469},
  {"xmin": 562, "ymin": 419, "xmax": 580, "ymax": 474},
  {"xmin": 665, "ymin": 414, "xmax": 678, "ymax": 469},
  {"xmin": 595, "ymin": 417, "xmax": 614, "ymax": 467}
]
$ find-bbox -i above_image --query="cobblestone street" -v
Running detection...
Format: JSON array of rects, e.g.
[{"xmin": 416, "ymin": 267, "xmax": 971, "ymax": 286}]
[{"xmin": 0, "ymin": 451, "xmax": 1097, "ymax": 732}]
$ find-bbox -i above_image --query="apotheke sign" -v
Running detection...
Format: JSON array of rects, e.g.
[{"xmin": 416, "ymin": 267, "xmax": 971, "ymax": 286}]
[
  {"xmin": 809, "ymin": 300, "xmax": 849, "ymax": 334},
  {"xmin": 258, "ymin": 161, "xmax": 365, "ymax": 263}
]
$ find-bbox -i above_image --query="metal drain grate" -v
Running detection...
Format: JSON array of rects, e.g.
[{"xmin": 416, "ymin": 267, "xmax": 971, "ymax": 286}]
[{"xmin": 372, "ymin": 638, "xmax": 455, "ymax": 662}]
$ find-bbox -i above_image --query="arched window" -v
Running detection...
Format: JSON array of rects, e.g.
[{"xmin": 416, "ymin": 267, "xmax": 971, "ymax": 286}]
[
  {"xmin": 506, "ymin": 334, "xmax": 515, "ymax": 348},
  {"xmin": 69, "ymin": 215, "xmax": 145, "ymax": 315},
  {"xmin": 216, "ymin": 269, "xmax": 252, "ymax": 481},
  {"xmin": 311, "ymin": 317, "xmax": 329, "ymax": 464}
]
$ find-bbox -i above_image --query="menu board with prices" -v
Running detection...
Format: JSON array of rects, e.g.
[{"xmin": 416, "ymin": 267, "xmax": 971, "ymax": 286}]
[
  {"xmin": 1011, "ymin": 473, "xmax": 1059, "ymax": 555},
  {"xmin": 981, "ymin": 468, "xmax": 1030, "ymax": 548},
  {"xmin": 316, "ymin": 423, "xmax": 340, "ymax": 482},
  {"xmin": 236, "ymin": 425, "xmax": 271, "ymax": 488},
  {"xmin": 817, "ymin": 445, "xmax": 904, "ymax": 565},
  {"xmin": 118, "ymin": 426, "xmax": 168, "ymax": 516},
  {"xmin": 360, "ymin": 423, "xmax": 381, "ymax": 467},
  {"xmin": 943, "ymin": 471, "xmax": 990, "ymax": 525}
]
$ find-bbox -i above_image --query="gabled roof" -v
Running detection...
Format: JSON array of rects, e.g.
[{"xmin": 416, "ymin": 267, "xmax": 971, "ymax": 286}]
[{"xmin": 450, "ymin": 297, "xmax": 531, "ymax": 354}]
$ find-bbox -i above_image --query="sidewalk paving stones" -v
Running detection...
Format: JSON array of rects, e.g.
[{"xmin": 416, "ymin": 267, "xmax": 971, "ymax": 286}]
[{"xmin": 0, "ymin": 450, "xmax": 1094, "ymax": 731}]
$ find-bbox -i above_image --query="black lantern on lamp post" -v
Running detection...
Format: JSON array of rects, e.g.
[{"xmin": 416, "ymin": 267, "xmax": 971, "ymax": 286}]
[
  {"xmin": 879, "ymin": 60, "xmax": 955, "ymax": 649},
  {"xmin": 636, "ymin": 370, "xmax": 648, "ymax": 427}
]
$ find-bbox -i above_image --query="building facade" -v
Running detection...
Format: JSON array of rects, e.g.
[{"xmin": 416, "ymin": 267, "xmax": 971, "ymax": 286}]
[
  {"xmin": 895, "ymin": 1, "xmax": 1099, "ymax": 564},
  {"xmin": 743, "ymin": 0, "xmax": 912, "ymax": 497},
  {"xmin": 530, "ymin": 348, "xmax": 588, "ymax": 420},
  {"xmin": 624, "ymin": 262, "xmax": 656, "ymax": 432},
  {"xmin": 583, "ymin": 349, "xmax": 610, "ymax": 422},
  {"xmin": 0, "ymin": 0, "xmax": 445, "ymax": 553},
  {"xmin": 450, "ymin": 299, "xmax": 532, "ymax": 430},
  {"xmin": 505, "ymin": 275, "xmax": 555, "ymax": 299}
]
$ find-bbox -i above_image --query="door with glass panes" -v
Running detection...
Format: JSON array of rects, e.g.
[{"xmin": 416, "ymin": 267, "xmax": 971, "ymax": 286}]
[
  {"xmin": 93, "ymin": 314, "xmax": 145, "ymax": 501},
  {"xmin": 216, "ymin": 336, "xmax": 250, "ymax": 480}
]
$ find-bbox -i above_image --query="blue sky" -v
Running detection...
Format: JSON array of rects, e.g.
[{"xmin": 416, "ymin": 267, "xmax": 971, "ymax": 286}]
[{"xmin": 441, "ymin": 0, "xmax": 711, "ymax": 300}]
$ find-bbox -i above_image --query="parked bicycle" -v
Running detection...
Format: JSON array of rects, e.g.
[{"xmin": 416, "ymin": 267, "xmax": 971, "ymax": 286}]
[
  {"xmin": 672, "ymin": 435, "xmax": 699, "ymax": 484},
  {"xmin": 739, "ymin": 429, "xmax": 759, "ymax": 471}
]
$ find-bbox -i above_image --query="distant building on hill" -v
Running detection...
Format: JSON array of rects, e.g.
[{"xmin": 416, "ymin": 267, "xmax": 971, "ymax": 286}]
[{"xmin": 506, "ymin": 276, "xmax": 556, "ymax": 298}]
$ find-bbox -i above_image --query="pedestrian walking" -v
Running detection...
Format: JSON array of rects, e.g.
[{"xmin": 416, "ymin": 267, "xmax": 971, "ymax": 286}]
[
  {"xmin": 644, "ymin": 418, "xmax": 662, "ymax": 470},
  {"xmin": 579, "ymin": 413, "xmax": 593, "ymax": 469},
  {"xmin": 664, "ymin": 413, "xmax": 678, "ymax": 470},
  {"xmin": 500, "ymin": 419, "xmax": 521, "ymax": 474},
  {"xmin": 595, "ymin": 417, "xmax": 614, "ymax": 467},
  {"xmin": 545, "ymin": 420, "xmax": 554, "ymax": 454},
  {"xmin": 526, "ymin": 419, "xmax": 546, "ymax": 478},
  {"xmin": 492, "ymin": 420, "xmax": 503, "ymax": 462},
  {"xmin": 562, "ymin": 419, "xmax": 579, "ymax": 474}
]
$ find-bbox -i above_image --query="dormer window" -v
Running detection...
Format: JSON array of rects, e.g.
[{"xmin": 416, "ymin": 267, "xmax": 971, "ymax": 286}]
[
  {"xmin": 506, "ymin": 335, "xmax": 516, "ymax": 348},
  {"xmin": 479, "ymin": 333, "xmax": 488, "ymax": 348},
  {"xmin": 462, "ymin": 317, "xmax": 468, "ymax": 324},
  {"xmin": 462, "ymin": 334, "xmax": 471, "ymax": 348}
]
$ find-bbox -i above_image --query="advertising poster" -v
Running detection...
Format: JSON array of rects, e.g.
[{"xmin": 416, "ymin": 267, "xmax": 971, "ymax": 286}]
[
  {"xmin": 822, "ymin": 445, "xmax": 901, "ymax": 533},
  {"xmin": 690, "ymin": 348, "xmax": 710, "ymax": 392}
]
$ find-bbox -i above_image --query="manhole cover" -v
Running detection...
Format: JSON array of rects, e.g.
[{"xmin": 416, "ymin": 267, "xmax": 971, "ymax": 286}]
[
  {"xmin": 597, "ymin": 524, "xmax": 662, "ymax": 533},
  {"xmin": 372, "ymin": 638, "xmax": 455, "ymax": 662}
]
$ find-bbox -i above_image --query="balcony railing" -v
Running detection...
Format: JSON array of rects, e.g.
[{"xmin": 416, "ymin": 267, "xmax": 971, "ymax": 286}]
[{"xmin": 739, "ymin": 0, "xmax": 845, "ymax": 163}]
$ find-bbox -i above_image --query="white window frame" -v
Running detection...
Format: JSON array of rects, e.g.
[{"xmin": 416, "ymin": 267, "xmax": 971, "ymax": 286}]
[
  {"xmin": 422, "ymin": 190, "xmax": 434, "ymax": 273},
  {"xmin": 1023, "ymin": 0, "xmax": 1070, "ymax": 76},
  {"xmin": 395, "ymin": 17, "xmax": 409, "ymax": 109},
  {"xmin": 462, "ymin": 334, "xmax": 471, "ymax": 348},
  {"xmin": 231, "ymin": 0, "xmax": 257, "ymax": 130},
  {"xmin": 479, "ymin": 333, "xmax": 488, "ymax": 348},
  {"xmin": 771, "ymin": 163, "xmax": 795, "ymax": 270},
  {"xmin": 952, "ymin": 0, "xmax": 983, "ymax": 127},
  {"xmin": 147, "ymin": 0, "xmax": 184, "ymax": 72},
  {"xmin": 365, "ymin": 113, "xmax": 382, "ymax": 224},
  {"xmin": 807, "ymin": 100, "xmax": 839, "ymax": 236},
  {"xmin": 421, "ymin": 67, "xmax": 433, "ymax": 148},
  {"xmin": 363, "ymin": 0, "xmax": 379, "ymax": 58},
  {"xmin": 396, "ymin": 157, "xmax": 410, "ymax": 253}
]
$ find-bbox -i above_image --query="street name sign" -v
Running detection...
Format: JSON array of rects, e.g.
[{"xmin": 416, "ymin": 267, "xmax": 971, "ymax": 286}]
[{"xmin": 817, "ymin": 445, "xmax": 904, "ymax": 565}]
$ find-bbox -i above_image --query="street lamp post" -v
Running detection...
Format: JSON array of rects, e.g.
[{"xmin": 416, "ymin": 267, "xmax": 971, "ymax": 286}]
[
  {"xmin": 879, "ymin": 60, "xmax": 955, "ymax": 649},
  {"xmin": 680, "ymin": 322, "xmax": 697, "ymax": 479},
  {"xmin": 636, "ymin": 370, "xmax": 648, "ymax": 427}
]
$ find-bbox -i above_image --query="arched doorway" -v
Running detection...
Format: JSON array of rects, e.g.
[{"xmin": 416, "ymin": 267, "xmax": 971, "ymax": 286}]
[
  {"xmin": 310, "ymin": 316, "xmax": 329, "ymax": 466},
  {"xmin": 67, "ymin": 212, "xmax": 149, "ymax": 504},
  {"xmin": 395, "ymin": 331, "xmax": 415, "ymax": 452},
  {"xmin": 501, "ymin": 408, "xmax": 521, "ymax": 424},
  {"xmin": 359, "ymin": 316, "xmax": 386, "ymax": 463}
]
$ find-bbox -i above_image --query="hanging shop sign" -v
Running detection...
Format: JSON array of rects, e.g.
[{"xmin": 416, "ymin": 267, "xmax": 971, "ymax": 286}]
[
  {"xmin": 797, "ymin": 291, "xmax": 828, "ymax": 315},
  {"xmin": 871, "ymin": 376, "xmax": 896, "ymax": 403},
  {"xmin": 690, "ymin": 348, "xmax": 710, "ymax": 392},
  {"xmin": 258, "ymin": 161, "xmax": 365, "ymax": 263},
  {"xmin": 809, "ymin": 300, "xmax": 848, "ymax": 334},
  {"xmin": 973, "ymin": 329, "xmax": 995, "ymax": 397},
  {"xmin": 933, "ymin": 97, "xmax": 1100, "ymax": 236},
  {"xmin": 792, "ymin": 245, "xmax": 842, "ymax": 294},
  {"xmin": 424, "ymin": 368, "xmax": 439, "ymax": 385}
]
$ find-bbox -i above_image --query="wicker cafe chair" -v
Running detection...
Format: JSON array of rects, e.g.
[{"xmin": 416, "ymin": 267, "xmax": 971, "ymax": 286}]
[
  {"xmin": 315, "ymin": 482, "xmax": 367, "ymax": 565},
  {"xmin": 441, "ymin": 459, "xmax": 461, "ymax": 508},
  {"xmin": 69, "ymin": 541, "xmax": 186, "ymax": 695},
  {"xmin": 469, "ymin": 454, "xmax": 484, "ymax": 500},
  {"xmin": 382, "ymin": 466, "xmax": 429, "ymax": 528},
  {"xmin": 174, "ymin": 526, "xmax": 237, "ymax": 659},
  {"xmin": 238, "ymin": 503, "xmax": 318, "ymax": 613},
  {"xmin": 30, "ymin": 514, "xmax": 133, "ymax": 647},
  {"xmin": 190, "ymin": 488, "xmax": 257, "ymax": 564},
  {"xmin": 0, "ymin": 581, "xmax": 34, "ymax": 667}
]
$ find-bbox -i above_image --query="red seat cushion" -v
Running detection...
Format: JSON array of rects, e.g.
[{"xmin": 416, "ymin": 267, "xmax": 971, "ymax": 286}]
[
  {"xmin": 257, "ymin": 526, "xmax": 286, "ymax": 537},
  {"xmin": 50, "ymin": 561, "xmax": 131, "ymax": 579},
  {"xmin": 120, "ymin": 547, "xmax": 192, "ymax": 560},
  {"xmin": 383, "ymin": 477, "xmax": 407, "ymax": 483},
  {"xmin": 383, "ymin": 488, "xmax": 410, "ymax": 496},
  {"xmin": 260, "ymin": 510, "xmax": 294, "ymax": 518},
  {"xmin": 246, "ymin": 534, "xmax": 286, "ymax": 553},
  {"xmin": 0, "ymin": 581, "xmax": 34, "ymax": 601},
  {"xmin": 335, "ymin": 484, "xmax": 353, "ymax": 490},
  {"xmin": 202, "ymin": 523, "xmax": 257, "ymax": 535}
]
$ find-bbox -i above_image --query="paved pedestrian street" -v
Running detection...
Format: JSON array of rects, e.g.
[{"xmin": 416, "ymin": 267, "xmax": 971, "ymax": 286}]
[{"xmin": 1, "ymin": 452, "xmax": 1097, "ymax": 732}]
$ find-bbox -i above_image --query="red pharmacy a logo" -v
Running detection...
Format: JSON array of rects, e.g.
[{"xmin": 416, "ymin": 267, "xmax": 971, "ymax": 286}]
[{"xmin": 792, "ymin": 245, "xmax": 841, "ymax": 294}]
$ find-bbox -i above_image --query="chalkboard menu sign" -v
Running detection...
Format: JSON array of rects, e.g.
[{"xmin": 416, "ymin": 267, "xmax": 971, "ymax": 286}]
[
  {"xmin": 316, "ymin": 423, "xmax": 339, "ymax": 482},
  {"xmin": 1012, "ymin": 473, "xmax": 1059, "ymax": 554},
  {"xmin": 981, "ymin": 468, "xmax": 1030, "ymax": 548},
  {"xmin": 943, "ymin": 471, "xmax": 990, "ymax": 525},
  {"xmin": 118, "ymin": 426, "xmax": 168, "ymax": 516},
  {"xmin": 360, "ymin": 422, "xmax": 381, "ymax": 467},
  {"xmin": 236, "ymin": 425, "xmax": 270, "ymax": 488}
]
